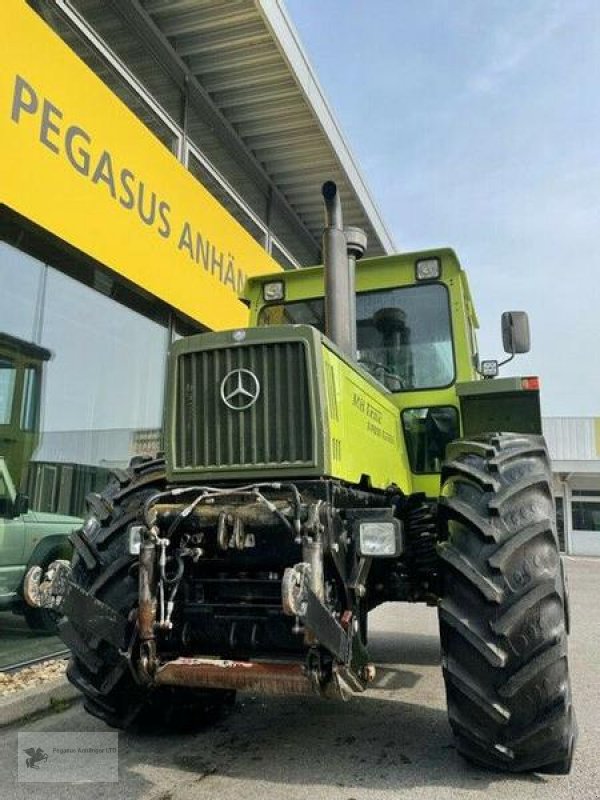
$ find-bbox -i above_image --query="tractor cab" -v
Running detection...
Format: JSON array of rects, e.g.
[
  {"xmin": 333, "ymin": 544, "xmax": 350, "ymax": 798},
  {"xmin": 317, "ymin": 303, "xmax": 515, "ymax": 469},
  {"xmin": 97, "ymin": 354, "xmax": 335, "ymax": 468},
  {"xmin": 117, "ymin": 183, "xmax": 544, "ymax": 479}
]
[{"xmin": 247, "ymin": 248, "xmax": 540, "ymax": 497}]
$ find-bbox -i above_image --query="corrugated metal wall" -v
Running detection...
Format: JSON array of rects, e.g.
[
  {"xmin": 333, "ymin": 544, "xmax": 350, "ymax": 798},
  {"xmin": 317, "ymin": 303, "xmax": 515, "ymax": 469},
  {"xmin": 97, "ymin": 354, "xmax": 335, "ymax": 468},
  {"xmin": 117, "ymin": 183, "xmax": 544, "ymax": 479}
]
[{"xmin": 543, "ymin": 417, "xmax": 600, "ymax": 461}]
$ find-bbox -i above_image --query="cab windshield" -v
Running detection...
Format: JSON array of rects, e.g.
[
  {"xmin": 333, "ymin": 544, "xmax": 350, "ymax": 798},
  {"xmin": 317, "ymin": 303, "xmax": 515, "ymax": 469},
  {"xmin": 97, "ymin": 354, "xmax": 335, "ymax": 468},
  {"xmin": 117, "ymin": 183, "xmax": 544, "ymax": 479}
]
[{"xmin": 258, "ymin": 283, "xmax": 454, "ymax": 391}]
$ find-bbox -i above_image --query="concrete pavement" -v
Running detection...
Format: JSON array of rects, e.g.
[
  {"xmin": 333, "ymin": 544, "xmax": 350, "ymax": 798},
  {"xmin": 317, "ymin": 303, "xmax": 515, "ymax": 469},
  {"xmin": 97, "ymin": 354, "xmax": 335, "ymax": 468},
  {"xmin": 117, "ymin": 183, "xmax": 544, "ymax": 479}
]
[{"xmin": 2, "ymin": 556, "xmax": 598, "ymax": 800}]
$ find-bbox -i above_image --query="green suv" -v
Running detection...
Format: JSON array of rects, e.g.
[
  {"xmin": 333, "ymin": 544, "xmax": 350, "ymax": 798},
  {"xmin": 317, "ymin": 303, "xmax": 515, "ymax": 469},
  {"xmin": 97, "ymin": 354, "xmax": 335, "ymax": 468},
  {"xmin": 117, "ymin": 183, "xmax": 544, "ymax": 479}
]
[{"xmin": 0, "ymin": 456, "xmax": 81, "ymax": 632}]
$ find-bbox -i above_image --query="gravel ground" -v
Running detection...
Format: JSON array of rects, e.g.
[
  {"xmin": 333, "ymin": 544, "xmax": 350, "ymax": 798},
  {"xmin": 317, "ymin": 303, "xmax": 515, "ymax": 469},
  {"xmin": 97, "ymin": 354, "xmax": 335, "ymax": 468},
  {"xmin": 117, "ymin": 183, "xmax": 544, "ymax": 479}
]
[
  {"xmin": 1, "ymin": 556, "xmax": 597, "ymax": 800},
  {"xmin": 0, "ymin": 660, "xmax": 67, "ymax": 698}
]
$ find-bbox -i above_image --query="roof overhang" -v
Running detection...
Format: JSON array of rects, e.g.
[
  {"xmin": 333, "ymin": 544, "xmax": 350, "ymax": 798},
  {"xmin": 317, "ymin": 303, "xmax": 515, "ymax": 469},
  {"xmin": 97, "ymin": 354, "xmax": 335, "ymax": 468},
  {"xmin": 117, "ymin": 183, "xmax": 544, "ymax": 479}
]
[
  {"xmin": 254, "ymin": 0, "xmax": 394, "ymax": 255},
  {"xmin": 38, "ymin": 0, "xmax": 394, "ymax": 260}
]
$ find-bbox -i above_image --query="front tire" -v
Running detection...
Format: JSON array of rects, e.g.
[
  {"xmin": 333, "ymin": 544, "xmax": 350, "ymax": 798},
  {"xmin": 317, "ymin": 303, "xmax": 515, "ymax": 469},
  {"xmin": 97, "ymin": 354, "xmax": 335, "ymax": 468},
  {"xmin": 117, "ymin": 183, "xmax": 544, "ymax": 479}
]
[
  {"xmin": 60, "ymin": 457, "xmax": 235, "ymax": 730},
  {"xmin": 437, "ymin": 433, "xmax": 576, "ymax": 773}
]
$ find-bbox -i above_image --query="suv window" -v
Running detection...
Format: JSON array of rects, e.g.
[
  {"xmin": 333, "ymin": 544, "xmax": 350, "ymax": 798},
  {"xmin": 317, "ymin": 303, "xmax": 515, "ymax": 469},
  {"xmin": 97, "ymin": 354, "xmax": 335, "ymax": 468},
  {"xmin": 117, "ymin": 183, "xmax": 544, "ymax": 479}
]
[
  {"xmin": 0, "ymin": 358, "xmax": 16, "ymax": 424},
  {"xmin": 20, "ymin": 367, "xmax": 40, "ymax": 432},
  {"xmin": 0, "ymin": 467, "xmax": 13, "ymax": 517}
]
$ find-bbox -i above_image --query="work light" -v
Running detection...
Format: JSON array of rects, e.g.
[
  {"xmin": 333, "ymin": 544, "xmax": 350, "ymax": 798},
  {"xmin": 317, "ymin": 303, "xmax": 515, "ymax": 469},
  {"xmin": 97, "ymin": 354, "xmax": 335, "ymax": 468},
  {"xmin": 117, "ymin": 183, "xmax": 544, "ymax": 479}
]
[
  {"xmin": 263, "ymin": 281, "xmax": 285, "ymax": 301},
  {"xmin": 480, "ymin": 360, "xmax": 499, "ymax": 378},
  {"xmin": 128, "ymin": 525, "xmax": 143, "ymax": 556},
  {"xmin": 415, "ymin": 257, "xmax": 441, "ymax": 281},
  {"xmin": 358, "ymin": 520, "xmax": 402, "ymax": 557}
]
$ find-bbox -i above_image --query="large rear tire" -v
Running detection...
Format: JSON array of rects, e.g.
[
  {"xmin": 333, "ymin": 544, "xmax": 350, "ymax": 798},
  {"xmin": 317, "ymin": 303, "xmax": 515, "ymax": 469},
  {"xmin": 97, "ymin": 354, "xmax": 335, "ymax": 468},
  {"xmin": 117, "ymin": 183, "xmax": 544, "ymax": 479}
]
[
  {"xmin": 60, "ymin": 456, "xmax": 234, "ymax": 730},
  {"xmin": 437, "ymin": 433, "xmax": 576, "ymax": 773}
]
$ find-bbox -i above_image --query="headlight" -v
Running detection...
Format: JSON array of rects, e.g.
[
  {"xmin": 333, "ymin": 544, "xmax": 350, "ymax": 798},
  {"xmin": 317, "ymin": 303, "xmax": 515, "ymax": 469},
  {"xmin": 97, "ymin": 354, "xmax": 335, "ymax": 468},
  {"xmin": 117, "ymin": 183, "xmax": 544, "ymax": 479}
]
[
  {"xmin": 358, "ymin": 520, "xmax": 402, "ymax": 557},
  {"xmin": 128, "ymin": 525, "xmax": 143, "ymax": 556},
  {"xmin": 415, "ymin": 257, "xmax": 441, "ymax": 281},
  {"xmin": 263, "ymin": 281, "xmax": 285, "ymax": 301}
]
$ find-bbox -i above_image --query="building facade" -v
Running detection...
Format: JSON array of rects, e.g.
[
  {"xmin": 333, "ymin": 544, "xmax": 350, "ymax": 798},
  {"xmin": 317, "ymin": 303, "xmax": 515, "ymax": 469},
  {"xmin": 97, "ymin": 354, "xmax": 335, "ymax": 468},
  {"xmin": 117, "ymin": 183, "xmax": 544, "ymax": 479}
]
[
  {"xmin": 3, "ymin": 2, "xmax": 596, "ymax": 599},
  {"xmin": 544, "ymin": 417, "xmax": 600, "ymax": 557}
]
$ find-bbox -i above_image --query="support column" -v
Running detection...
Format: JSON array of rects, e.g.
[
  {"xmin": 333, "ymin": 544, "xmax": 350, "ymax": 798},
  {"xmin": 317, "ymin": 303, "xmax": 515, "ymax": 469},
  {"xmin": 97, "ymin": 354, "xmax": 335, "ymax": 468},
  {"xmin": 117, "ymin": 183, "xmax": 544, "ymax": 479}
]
[{"xmin": 562, "ymin": 475, "xmax": 573, "ymax": 555}]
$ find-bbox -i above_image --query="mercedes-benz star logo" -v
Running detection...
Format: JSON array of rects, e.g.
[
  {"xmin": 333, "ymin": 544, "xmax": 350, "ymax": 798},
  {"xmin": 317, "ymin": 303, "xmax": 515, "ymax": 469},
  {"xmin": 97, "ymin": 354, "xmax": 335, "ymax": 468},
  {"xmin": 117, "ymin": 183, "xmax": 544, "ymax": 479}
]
[{"xmin": 220, "ymin": 368, "xmax": 260, "ymax": 411}]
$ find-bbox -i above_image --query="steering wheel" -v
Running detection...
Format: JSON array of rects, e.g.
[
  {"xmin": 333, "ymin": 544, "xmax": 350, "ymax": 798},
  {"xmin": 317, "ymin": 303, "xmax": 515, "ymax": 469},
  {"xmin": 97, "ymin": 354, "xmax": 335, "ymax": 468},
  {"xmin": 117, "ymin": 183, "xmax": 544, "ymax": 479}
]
[{"xmin": 357, "ymin": 357, "xmax": 408, "ymax": 390}]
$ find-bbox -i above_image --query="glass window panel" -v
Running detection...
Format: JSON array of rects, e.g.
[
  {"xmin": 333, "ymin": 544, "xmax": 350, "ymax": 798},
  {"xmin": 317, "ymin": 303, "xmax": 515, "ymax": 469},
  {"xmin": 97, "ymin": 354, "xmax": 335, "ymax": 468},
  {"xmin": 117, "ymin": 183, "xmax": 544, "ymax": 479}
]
[
  {"xmin": 357, "ymin": 285, "xmax": 454, "ymax": 390},
  {"xmin": 41, "ymin": 267, "xmax": 168, "ymax": 432},
  {"xmin": 260, "ymin": 299, "xmax": 325, "ymax": 329},
  {"xmin": 571, "ymin": 501, "xmax": 600, "ymax": 532},
  {"xmin": 20, "ymin": 367, "xmax": 40, "ymax": 432},
  {"xmin": 68, "ymin": 0, "xmax": 185, "ymax": 125},
  {"xmin": 0, "ymin": 472, "xmax": 12, "ymax": 517},
  {"xmin": 188, "ymin": 153, "xmax": 266, "ymax": 246},
  {"xmin": 554, "ymin": 497, "xmax": 565, "ymax": 551},
  {"xmin": 0, "ymin": 466, "xmax": 11, "ymax": 500},
  {"xmin": 35, "ymin": 1, "xmax": 179, "ymax": 151},
  {"xmin": 0, "ymin": 359, "xmax": 16, "ymax": 425},
  {"xmin": 402, "ymin": 407, "xmax": 459, "ymax": 473},
  {"xmin": 0, "ymin": 241, "xmax": 43, "ymax": 341},
  {"xmin": 0, "ymin": 248, "xmax": 170, "ymax": 519},
  {"xmin": 259, "ymin": 284, "xmax": 455, "ymax": 391}
]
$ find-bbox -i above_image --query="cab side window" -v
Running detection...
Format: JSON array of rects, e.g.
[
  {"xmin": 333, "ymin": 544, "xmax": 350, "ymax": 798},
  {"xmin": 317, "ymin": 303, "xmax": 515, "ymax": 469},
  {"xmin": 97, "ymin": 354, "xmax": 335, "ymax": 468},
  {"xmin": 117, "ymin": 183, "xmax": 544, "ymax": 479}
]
[{"xmin": 402, "ymin": 406, "xmax": 460, "ymax": 473}]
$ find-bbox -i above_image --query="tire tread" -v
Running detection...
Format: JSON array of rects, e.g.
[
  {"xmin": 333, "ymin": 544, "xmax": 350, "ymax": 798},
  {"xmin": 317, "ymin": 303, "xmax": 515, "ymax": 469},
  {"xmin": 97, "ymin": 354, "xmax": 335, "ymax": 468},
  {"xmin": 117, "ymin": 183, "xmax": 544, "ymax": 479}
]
[{"xmin": 437, "ymin": 432, "xmax": 576, "ymax": 773}]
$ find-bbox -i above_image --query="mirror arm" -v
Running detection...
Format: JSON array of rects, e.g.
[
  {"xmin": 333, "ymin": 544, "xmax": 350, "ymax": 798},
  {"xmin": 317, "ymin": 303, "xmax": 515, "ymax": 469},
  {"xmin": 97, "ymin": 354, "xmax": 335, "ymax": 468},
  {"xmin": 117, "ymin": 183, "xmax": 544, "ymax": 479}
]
[{"xmin": 497, "ymin": 351, "xmax": 515, "ymax": 368}]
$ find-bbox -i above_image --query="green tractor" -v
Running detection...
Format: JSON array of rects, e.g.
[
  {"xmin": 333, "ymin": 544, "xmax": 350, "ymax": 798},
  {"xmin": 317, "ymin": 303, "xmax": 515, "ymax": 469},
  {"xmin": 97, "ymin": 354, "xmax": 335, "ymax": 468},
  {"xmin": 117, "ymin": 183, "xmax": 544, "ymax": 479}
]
[{"xmin": 25, "ymin": 182, "xmax": 575, "ymax": 772}]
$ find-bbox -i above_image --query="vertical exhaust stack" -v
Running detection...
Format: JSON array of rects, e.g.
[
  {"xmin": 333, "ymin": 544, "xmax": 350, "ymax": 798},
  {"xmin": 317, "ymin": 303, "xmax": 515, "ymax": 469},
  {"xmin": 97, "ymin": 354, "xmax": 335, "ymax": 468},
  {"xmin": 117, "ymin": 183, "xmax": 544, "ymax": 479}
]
[
  {"xmin": 321, "ymin": 182, "xmax": 367, "ymax": 359},
  {"xmin": 345, "ymin": 226, "xmax": 368, "ymax": 357},
  {"xmin": 322, "ymin": 181, "xmax": 352, "ymax": 357}
]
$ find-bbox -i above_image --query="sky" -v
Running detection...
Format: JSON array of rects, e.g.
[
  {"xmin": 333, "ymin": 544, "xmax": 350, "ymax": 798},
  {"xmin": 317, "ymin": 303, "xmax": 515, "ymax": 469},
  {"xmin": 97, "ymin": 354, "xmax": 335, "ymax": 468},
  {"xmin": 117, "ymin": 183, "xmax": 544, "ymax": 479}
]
[{"xmin": 285, "ymin": 0, "xmax": 600, "ymax": 417}]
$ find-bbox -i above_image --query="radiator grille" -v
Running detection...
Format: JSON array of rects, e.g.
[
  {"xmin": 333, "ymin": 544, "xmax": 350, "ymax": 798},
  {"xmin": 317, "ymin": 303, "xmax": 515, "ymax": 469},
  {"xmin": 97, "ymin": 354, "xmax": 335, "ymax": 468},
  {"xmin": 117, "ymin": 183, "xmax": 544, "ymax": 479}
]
[{"xmin": 175, "ymin": 342, "xmax": 314, "ymax": 470}]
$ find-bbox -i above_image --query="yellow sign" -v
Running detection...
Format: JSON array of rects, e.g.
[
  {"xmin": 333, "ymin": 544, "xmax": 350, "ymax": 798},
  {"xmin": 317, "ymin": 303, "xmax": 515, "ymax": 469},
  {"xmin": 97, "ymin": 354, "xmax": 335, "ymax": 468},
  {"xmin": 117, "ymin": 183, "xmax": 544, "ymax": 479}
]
[{"xmin": 0, "ymin": 0, "xmax": 280, "ymax": 330}]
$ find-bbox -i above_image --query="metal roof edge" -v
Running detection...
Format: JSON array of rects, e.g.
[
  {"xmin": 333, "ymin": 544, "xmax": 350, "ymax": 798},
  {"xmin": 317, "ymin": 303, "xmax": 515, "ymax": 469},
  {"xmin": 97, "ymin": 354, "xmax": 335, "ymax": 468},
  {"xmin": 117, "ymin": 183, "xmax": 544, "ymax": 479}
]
[
  {"xmin": 543, "ymin": 416, "xmax": 600, "ymax": 422},
  {"xmin": 550, "ymin": 460, "xmax": 600, "ymax": 475},
  {"xmin": 255, "ymin": 0, "xmax": 396, "ymax": 254}
]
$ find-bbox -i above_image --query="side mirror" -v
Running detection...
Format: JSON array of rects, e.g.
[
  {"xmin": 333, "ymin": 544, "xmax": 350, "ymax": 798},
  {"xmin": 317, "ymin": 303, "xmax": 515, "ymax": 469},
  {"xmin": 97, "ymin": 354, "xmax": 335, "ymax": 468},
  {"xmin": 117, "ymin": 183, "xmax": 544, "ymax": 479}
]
[
  {"xmin": 13, "ymin": 493, "xmax": 29, "ymax": 517},
  {"xmin": 501, "ymin": 311, "xmax": 530, "ymax": 355}
]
